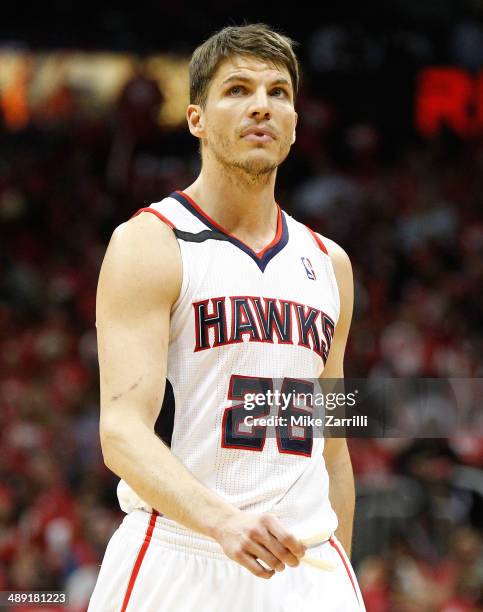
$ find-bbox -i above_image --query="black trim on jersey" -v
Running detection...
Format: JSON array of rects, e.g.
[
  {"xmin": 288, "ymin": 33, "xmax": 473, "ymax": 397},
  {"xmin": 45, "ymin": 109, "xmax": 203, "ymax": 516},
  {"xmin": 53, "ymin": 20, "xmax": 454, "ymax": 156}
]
[
  {"xmin": 170, "ymin": 191, "xmax": 289, "ymax": 273},
  {"xmin": 174, "ymin": 229, "xmax": 230, "ymax": 243},
  {"xmin": 154, "ymin": 378, "xmax": 175, "ymax": 447}
]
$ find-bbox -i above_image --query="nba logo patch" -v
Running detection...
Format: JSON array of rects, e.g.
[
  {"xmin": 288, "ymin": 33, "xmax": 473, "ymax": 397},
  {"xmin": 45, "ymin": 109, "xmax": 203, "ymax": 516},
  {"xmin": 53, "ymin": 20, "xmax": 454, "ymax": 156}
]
[{"xmin": 301, "ymin": 257, "xmax": 316, "ymax": 280}]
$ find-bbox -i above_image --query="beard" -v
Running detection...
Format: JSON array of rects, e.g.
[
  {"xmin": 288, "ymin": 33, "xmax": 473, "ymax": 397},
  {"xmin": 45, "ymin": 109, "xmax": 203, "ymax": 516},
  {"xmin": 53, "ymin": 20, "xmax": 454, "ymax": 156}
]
[{"xmin": 207, "ymin": 131, "xmax": 291, "ymax": 181}]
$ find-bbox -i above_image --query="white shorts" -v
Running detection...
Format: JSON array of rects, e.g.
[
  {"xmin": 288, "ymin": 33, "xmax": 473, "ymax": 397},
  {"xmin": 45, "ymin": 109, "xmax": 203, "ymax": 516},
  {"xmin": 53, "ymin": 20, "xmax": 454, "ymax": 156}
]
[{"xmin": 88, "ymin": 510, "xmax": 366, "ymax": 612}]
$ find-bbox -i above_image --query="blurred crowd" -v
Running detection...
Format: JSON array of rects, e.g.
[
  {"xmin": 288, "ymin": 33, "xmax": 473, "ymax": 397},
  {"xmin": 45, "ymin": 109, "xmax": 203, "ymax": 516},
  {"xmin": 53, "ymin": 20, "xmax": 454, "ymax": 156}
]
[{"xmin": 0, "ymin": 54, "xmax": 482, "ymax": 611}]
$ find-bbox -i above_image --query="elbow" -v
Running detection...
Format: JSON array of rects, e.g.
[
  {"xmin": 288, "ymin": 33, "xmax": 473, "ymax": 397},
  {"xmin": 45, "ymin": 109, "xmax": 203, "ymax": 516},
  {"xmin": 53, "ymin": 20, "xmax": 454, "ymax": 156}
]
[
  {"xmin": 99, "ymin": 411, "xmax": 151, "ymax": 470},
  {"xmin": 100, "ymin": 431, "xmax": 115, "ymax": 470},
  {"xmin": 99, "ymin": 422, "xmax": 124, "ymax": 471},
  {"xmin": 99, "ymin": 415, "xmax": 145, "ymax": 471}
]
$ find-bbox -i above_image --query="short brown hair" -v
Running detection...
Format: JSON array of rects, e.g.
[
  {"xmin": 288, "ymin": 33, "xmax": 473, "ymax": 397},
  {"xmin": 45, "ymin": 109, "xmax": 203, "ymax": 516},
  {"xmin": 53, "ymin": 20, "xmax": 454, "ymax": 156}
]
[{"xmin": 189, "ymin": 23, "xmax": 300, "ymax": 108}]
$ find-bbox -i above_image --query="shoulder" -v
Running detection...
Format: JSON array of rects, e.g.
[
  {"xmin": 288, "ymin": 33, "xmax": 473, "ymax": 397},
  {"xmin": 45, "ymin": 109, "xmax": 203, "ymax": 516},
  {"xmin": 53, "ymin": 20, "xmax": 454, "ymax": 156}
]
[
  {"xmin": 98, "ymin": 210, "xmax": 181, "ymax": 308},
  {"xmin": 112, "ymin": 209, "xmax": 177, "ymax": 252},
  {"xmin": 109, "ymin": 211, "xmax": 180, "ymax": 274}
]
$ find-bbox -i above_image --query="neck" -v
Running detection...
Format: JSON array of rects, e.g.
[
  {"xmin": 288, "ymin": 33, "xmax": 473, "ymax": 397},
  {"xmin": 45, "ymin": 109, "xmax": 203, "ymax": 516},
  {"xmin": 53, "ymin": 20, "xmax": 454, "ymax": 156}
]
[{"xmin": 182, "ymin": 152, "xmax": 279, "ymax": 250}]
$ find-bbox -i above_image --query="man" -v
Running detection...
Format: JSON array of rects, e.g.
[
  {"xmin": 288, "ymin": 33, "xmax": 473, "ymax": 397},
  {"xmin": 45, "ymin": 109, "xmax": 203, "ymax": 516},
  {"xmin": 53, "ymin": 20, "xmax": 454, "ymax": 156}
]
[{"xmin": 89, "ymin": 23, "xmax": 365, "ymax": 611}]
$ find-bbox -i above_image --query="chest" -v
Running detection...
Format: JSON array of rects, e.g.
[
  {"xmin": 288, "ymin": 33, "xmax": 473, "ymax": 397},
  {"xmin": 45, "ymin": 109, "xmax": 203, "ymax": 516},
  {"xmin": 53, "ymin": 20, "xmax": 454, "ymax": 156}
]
[{"xmin": 174, "ymin": 239, "xmax": 339, "ymax": 364}]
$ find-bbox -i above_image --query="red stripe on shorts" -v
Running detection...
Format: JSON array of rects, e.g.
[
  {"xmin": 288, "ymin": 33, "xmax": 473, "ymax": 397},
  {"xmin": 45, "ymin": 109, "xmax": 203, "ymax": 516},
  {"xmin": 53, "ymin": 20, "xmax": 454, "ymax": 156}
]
[
  {"xmin": 120, "ymin": 510, "xmax": 159, "ymax": 612},
  {"xmin": 329, "ymin": 536, "xmax": 359, "ymax": 605}
]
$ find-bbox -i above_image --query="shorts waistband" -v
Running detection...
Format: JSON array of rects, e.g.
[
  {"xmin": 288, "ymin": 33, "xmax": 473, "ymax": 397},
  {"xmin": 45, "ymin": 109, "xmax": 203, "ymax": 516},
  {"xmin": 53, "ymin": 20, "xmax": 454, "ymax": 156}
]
[{"xmin": 121, "ymin": 509, "xmax": 335, "ymax": 562}]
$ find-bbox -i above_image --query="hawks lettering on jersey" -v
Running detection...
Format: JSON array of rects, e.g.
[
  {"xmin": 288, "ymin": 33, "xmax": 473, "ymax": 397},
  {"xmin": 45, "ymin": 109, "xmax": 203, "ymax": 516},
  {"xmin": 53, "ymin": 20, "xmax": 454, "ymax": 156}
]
[{"xmin": 193, "ymin": 296, "xmax": 335, "ymax": 364}]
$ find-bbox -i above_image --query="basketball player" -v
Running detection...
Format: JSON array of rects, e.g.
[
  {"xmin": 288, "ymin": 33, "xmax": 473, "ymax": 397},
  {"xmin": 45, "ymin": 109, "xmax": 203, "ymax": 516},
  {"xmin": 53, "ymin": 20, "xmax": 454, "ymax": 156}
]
[{"xmin": 89, "ymin": 23, "xmax": 365, "ymax": 611}]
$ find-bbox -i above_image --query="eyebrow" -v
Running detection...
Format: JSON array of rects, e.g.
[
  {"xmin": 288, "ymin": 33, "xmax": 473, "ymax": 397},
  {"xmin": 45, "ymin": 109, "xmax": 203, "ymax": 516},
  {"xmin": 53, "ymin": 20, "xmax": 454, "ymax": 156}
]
[{"xmin": 221, "ymin": 74, "xmax": 292, "ymax": 89}]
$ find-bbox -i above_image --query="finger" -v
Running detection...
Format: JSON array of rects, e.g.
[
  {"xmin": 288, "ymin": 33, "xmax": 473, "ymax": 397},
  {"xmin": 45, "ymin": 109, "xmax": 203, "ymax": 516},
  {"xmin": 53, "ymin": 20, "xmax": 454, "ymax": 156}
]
[
  {"xmin": 245, "ymin": 540, "xmax": 285, "ymax": 572},
  {"xmin": 263, "ymin": 515, "xmax": 307, "ymax": 559},
  {"xmin": 236, "ymin": 551, "xmax": 276, "ymax": 579},
  {"xmin": 255, "ymin": 532, "xmax": 300, "ymax": 567}
]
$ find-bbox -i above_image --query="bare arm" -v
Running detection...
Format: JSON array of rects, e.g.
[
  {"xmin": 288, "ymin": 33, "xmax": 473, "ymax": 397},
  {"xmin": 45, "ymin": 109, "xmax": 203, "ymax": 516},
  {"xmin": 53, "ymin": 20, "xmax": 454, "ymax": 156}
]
[
  {"xmin": 320, "ymin": 235, "xmax": 356, "ymax": 557},
  {"xmin": 97, "ymin": 212, "xmax": 306, "ymax": 578},
  {"xmin": 97, "ymin": 213, "xmax": 232, "ymax": 536}
]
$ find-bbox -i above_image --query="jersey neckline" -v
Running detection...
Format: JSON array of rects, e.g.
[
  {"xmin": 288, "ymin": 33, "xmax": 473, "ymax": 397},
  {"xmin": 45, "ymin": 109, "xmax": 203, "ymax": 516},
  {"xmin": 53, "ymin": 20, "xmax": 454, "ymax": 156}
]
[{"xmin": 170, "ymin": 190, "xmax": 289, "ymax": 272}]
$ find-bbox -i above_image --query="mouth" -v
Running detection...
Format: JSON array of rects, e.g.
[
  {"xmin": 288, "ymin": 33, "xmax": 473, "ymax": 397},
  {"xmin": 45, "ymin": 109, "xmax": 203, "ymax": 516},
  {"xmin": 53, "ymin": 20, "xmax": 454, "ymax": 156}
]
[{"xmin": 242, "ymin": 133, "xmax": 275, "ymax": 143}]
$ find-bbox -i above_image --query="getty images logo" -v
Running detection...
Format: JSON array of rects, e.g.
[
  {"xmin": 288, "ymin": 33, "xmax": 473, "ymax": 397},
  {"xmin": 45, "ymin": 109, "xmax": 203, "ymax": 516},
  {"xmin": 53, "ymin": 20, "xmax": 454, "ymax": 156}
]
[{"xmin": 301, "ymin": 256, "xmax": 316, "ymax": 280}]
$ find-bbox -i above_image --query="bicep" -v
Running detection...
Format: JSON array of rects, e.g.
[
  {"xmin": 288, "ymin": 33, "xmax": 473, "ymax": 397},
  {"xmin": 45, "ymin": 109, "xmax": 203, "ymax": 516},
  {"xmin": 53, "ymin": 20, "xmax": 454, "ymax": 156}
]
[{"xmin": 96, "ymin": 215, "xmax": 181, "ymax": 437}]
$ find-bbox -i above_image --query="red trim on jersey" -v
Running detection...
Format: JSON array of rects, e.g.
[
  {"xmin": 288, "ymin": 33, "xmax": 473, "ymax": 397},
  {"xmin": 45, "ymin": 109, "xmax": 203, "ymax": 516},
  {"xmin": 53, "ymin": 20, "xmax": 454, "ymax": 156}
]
[
  {"xmin": 329, "ymin": 536, "xmax": 359, "ymax": 604},
  {"xmin": 120, "ymin": 510, "xmax": 159, "ymax": 612},
  {"xmin": 305, "ymin": 225, "xmax": 328, "ymax": 254},
  {"xmin": 175, "ymin": 190, "xmax": 282, "ymax": 258},
  {"xmin": 130, "ymin": 207, "xmax": 176, "ymax": 229}
]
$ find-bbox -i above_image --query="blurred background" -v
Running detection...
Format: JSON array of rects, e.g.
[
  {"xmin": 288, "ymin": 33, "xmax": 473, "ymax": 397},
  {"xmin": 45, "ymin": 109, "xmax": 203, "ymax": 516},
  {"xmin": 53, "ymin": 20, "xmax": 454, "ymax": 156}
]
[{"xmin": 0, "ymin": 2, "xmax": 482, "ymax": 610}]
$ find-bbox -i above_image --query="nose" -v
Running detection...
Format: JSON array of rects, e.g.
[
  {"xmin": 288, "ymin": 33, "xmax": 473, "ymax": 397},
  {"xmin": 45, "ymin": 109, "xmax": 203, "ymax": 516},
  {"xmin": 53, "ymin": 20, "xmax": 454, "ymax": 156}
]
[{"xmin": 248, "ymin": 87, "xmax": 271, "ymax": 120}]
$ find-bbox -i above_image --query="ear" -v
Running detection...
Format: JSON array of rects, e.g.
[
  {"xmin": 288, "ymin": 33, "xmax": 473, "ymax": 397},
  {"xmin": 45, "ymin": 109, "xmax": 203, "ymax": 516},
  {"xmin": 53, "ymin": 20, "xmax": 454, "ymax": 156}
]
[
  {"xmin": 292, "ymin": 111, "xmax": 298, "ymax": 144},
  {"xmin": 187, "ymin": 104, "xmax": 205, "ymax": 139}
]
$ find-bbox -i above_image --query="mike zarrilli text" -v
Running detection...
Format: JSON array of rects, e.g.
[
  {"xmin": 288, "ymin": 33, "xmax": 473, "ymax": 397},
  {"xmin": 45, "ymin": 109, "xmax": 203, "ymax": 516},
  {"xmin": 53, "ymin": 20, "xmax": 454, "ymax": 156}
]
[{"xmin": 243, "ymin": 414, "xmax": 368, "ymax": 428}]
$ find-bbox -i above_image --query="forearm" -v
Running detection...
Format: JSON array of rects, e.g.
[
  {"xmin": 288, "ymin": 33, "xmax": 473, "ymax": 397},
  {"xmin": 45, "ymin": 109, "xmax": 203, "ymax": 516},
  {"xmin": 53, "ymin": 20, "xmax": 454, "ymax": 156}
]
[
  {"xmin": 101, "ymin": 416, "xmax": 238, "ymax": 539},
  {"xmin": 326, "ymin": 439, "xmax": 355, "ymax": 557}
]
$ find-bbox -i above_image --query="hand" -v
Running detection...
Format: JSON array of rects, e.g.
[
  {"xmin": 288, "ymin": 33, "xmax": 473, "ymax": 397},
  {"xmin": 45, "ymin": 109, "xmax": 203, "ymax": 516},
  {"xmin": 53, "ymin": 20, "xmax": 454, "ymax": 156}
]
[{"xmin": 213, "ymin": 509, "xmax": 307, "ymax": 579}]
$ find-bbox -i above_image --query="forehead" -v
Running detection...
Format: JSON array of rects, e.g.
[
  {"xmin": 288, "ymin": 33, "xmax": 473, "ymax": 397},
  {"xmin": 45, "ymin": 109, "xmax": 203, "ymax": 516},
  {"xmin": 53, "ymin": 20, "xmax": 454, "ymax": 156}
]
[{"xmin": 211, "ymin": 55, "xmax": 292, "ymax": 88}]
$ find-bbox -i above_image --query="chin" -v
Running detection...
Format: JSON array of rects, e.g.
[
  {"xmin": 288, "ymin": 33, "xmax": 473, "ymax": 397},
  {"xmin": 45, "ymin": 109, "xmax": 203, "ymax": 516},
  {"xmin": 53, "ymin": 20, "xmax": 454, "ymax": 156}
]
[
  {"xmin": 243, "ymin": 162, "xmax": 279, "ymax": 176},
  {"xmin": 244, "ymin": 150, "xmax": 279, "ymax": 165}
]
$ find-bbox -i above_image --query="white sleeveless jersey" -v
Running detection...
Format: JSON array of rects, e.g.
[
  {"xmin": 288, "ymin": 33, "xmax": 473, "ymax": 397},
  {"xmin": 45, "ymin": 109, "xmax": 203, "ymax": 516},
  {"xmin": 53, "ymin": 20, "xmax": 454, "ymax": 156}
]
[{"xmin": 117, "ymin": 190, "xmax": 340, "ymax": 540}]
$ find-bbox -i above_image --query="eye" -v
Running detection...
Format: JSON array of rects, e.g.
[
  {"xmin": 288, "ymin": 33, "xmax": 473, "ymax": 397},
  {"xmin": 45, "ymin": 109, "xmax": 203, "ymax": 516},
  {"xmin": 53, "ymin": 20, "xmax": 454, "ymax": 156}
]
[
  {"xmin": 228, "ymin": 85, "xmax": 246, "ymax": 95},
  {"xmin": 271, "ymin": 87, "xmax": 286, "ymax": 97}
]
